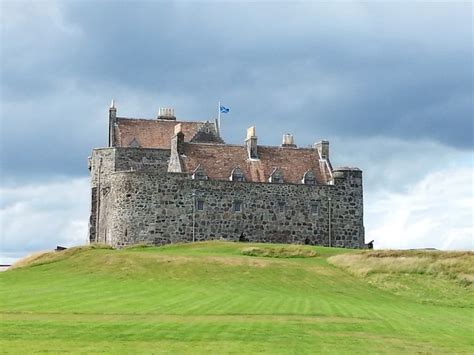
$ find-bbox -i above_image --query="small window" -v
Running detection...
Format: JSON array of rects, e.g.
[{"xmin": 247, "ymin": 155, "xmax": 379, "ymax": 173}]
[
  {"xmin": 269, "ymin": 168, "xmax": 284, "ymax": 183},
  {"xmin": 192, "ymin": 165, "xmax": 208, "ymax": 180},
  {"xmin": 278, "ymin": 201, "xmax": 286, "ymax": 213},
  {"xmin": 196, "ymin": 199, "xmax": 204, "ymax": 211},
  {"xmin": 311, "ymin": 203, "xmax": 319, "ymax": 215},
  {"xmin": 302, "ymin": 170, "xmax": 316, "ymax": 185},
  {"xmin": 230, "ymin": 167, "xmax": 246, "ymax": 182},
  {"xmin": 233, "ymin": 201, "xmax": 242, "ymax": 212}
]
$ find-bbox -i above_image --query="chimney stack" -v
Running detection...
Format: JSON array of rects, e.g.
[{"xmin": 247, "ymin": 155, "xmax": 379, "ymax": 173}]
[
  {"xmin": 245, "ymin": 126, "xmax": 258, "ymax": 159},
  {"xmin": 281, "ymin": 133, "xmax": 296, "ymax": 148},
  {"xmin": 172, "ymin": 123, "xmax": 184, "ymax": 154},
  {"xmin": 157, "ymin": 107, "xmax": 176, "ymax": 120},
  {"xmin": 314, "ymin": 140, "xmax": 329, "ymax": 159},
  {"xmin": 108, "ymin": 100, "xmax": 117, "ymax": 147}
]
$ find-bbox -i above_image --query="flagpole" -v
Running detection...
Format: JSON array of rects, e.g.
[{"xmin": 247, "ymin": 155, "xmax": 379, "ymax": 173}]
[{"xmin": 218, "ymin": 101, "xmax": 221, "ymax": 135}]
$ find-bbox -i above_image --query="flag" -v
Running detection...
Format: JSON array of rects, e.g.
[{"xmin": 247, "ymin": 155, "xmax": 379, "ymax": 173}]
[{"xmin": 220, "ymin": 105, "xmax": 230, "ymax": 113}]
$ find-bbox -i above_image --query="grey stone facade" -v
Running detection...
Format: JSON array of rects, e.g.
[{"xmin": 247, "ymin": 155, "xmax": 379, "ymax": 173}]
[{"xmin": 88, "ymin": 146, "xmax": 365, "ymax": 248}]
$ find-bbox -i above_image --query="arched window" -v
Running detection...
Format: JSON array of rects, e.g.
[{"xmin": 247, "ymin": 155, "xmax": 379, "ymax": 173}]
[
  {"xmin": 229, "ymin": 167, "xmax": 246, "ymax": 182},
  {"xmin": 268, "ymin": 168, "xmax": 283, "ymax": 183},
  {"xmin": 302, "ymin": 170, "xmax": 316, "ymax": 185}
]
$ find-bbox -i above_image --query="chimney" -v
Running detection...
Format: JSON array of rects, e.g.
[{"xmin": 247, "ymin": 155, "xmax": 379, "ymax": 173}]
[
  {"xmin": 245, "ymin": 126, "xmax": 258, "ymax": 159},
  {"xmin": 172, "ymin": 123, "xmax": 184, "ymax": 154},
  {"xmin": 281, "ymin": 133, "xmax": 296, "ymax": 148},
  {"xmin": 108, "ymin": 100, "xmax": 117, "ymax": 147},
  {"xmin": 314, "ymin": 140, "xmax": 329, "ymax": 159},
  {"xmin": 157, "ymin": 107, "xmax": 176, "ymax": 120}
]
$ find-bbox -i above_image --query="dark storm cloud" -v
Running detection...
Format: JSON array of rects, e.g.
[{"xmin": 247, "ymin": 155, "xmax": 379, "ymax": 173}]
[{"xmin": 1, "ymin": 1, "xmax": 472, "ymax": 181}]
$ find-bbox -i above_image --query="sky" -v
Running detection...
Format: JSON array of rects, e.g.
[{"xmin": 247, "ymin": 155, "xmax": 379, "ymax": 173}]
[{"xmin": 0, "ymin": 0, "xmax": 473, "ymax": 263}]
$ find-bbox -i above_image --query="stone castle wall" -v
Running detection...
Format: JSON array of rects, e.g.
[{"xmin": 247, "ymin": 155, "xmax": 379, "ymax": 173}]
[{"xmin": 89, "ymin": 148, "xmax": 364, "ymax": 248}]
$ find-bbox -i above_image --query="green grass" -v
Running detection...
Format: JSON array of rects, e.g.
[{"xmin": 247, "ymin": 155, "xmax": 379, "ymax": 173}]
[
  {"xmin": 1, "ymin": 241, "xmax": 473, "ymax": 353},
  {"xmin": 328, "ymin": 249, "xmax": 474, "ymax": 307},
  {"xmin": 241, "ymin": 245, "xmax": 318, "ymax": 258}
]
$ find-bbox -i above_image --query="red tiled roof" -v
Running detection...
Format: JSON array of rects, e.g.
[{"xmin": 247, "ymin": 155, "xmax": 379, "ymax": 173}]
[
  {"xmin": 181, "ymin": 143, "xmax": 330, "ymax": 184},
  {"xmin": 114, "ymin": 118, "xmax": 208, "ymax": 149}
]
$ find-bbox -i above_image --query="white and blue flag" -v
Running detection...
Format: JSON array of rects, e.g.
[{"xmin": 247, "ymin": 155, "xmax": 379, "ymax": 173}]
[{"xmin": 220, "ymin": 105, "xmax": 230, "ymax": 113}]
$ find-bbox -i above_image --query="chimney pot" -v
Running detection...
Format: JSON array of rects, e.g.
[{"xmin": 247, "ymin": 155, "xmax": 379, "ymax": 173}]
[
  {"xmin": 246, "ymin": 126, "xmax": 256, "ymax": 139},
  {"xmin": 282, "ymin": 133, "xmax": 296, "ymax": 147},
  {"xmin": 157, "ymin": 107, "xmax": 176, "ymax": 120}
]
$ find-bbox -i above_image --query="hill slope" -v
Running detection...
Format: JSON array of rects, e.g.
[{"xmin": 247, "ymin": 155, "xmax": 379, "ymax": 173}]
[{"xmin": 1, "ymin": 242, "xmax": 473, "ymax": 353}]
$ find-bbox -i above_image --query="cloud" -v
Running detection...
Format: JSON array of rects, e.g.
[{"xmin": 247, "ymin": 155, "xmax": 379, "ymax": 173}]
[
  {"xmin": 1, "ymin": 1, "xmax": 472, "ymax": 186},
  {"xmin": 0, "ymin": 1, "xmax": 472, "ymax": 260},
  {"xmin": 367, "ymin": 167, "xmax": 474, "ymax": 250},
  {"xmin": 328, "ymin": 137, "xmax": 473, "ymax": 194},
  {"xmin": 0, "ymin": 178, "xmax": 89, "ymax": 264}
]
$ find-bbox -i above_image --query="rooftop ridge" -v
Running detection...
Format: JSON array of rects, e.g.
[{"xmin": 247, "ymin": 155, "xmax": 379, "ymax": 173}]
[
  {"xmin": 116, "ymin": 117, "xmax": 211, "ymax": 124},
  {"xmin": 183, "ymin": 141, "xmax": 317, "ymax": 150}
]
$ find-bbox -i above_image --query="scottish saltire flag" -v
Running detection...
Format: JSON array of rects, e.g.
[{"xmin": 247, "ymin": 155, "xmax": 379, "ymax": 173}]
[{"xmin": 220, "ymin": 105, "xmax": 230, "ymax": 113}]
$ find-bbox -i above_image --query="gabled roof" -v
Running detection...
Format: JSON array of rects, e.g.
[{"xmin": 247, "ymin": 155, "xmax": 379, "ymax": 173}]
[
  {"xmin": 180, "ymin": 143, "xmax": 332, "ymax": 184},
  {"xmin": 114, "ymin": 118, "xmax": 221, "ymax": 149}
]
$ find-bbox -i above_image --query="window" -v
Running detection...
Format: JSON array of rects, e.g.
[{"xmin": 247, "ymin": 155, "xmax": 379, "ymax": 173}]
[
  {"xmin": 269, "ymin": 168, "xmax": 284, "ymax": 183},
  {"xmin": 192, "ymin": 165, "xmax": 208, "ymax": 180},
  {"xmin": 229, "ymin": 167, "xmax": 246, "ymax": 182},
  {"xmin": 196, "ymin": 199, "xmax": 204, "ymax": 211},
  {"xmin": 233, "ymin": 201, "xmax": 242, "ymax": 212},
  {"xmin": 302, "ymin": 170, "xmax": 316, "ymax": 185},
  {"xmin": 311, "ymin": 203, "xmax": 319, "ymax": 215},
  {"xmin": 278, "ymin": 201, "xmax": 286, "ymax": 213}
]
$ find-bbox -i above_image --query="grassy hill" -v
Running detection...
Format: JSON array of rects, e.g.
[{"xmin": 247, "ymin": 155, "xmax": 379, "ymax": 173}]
[{"xmin": 1, "ymin": 241, "xmax": 473, "ymax": 353}]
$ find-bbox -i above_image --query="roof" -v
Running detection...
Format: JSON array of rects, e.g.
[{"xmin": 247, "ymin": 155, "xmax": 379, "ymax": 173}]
[
  {"xmin": 180, "ymin": 143, "xmax": 332, "ymax": 184},
  {"xmin": 114, "ymin": 118, "xmax": 219, "ymax": 149}
]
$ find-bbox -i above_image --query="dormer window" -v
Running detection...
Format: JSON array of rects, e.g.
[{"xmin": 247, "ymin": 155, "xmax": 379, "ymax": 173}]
[
  {"xmin": 192, "ymin": 165, "xmax": 208, "ymax": 180},
  {"xmin": 129, "ymin": 138, "xmax": 141, "ymax": 148},
  {"xmin": 229, "ymin": 167, "xmax": 246, "ymax": 182},
  {"xmin": 268, "ymin": 168, "xmax": 283, "ymax": 183},
  {"xmin": 302, "ymin": 170, "xmax": 316, "ymax": 185}
]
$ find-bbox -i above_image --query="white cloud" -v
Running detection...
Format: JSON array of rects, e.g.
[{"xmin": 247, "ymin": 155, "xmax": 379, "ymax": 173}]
[
  {"xmin": 366, "ymin": 168, "xmax": 474, "ymax": 250},
  {"xmin": 0, "ymin": 178, "xmax": 90, "ymax": 264},
  {"xmin": 329, "ymin": 137, "xmax": 472, "ymax": 194}
]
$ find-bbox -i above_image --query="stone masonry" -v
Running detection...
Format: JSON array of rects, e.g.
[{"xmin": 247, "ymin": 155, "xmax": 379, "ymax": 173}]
[{"xmin": 88, "ymin": 104, "xmax": 365, "ymax": 248}]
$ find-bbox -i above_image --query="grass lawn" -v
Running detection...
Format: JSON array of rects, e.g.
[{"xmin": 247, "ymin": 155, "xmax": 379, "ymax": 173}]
[{"xmin": 1, "ymin": 241, "xmax": 473, "ymax": 353}]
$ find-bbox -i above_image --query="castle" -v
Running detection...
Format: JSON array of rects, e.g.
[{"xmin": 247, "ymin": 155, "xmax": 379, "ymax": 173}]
[{"xmin": 88, "ymin": 103, "xmax": 365, "ymax": 248}]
